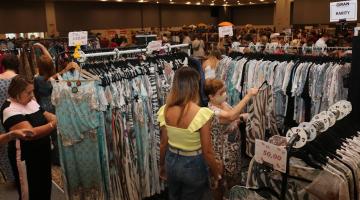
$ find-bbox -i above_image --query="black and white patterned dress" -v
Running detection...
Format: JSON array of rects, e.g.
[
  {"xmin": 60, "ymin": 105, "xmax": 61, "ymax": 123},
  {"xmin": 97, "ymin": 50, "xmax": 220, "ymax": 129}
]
[
  {"xmin": 0, "ymin": 78, "xmax": 13, "ymax": 183},
  {"xmin": 208, "ymin": 103, "xmax": 242, "ymax": 179}
]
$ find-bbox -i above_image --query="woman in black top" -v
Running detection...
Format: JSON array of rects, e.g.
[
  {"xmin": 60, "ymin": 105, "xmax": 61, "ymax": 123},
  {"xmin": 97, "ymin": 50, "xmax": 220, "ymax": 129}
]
[{"xmin": 1, "ymin": 75, "xmax": 57, "ymax": 200}]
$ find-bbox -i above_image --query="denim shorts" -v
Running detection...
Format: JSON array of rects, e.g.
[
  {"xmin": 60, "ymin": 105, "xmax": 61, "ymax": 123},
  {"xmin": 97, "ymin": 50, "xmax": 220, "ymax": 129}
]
[{"xmin": 165, "ymin": 150, "xmax": 211, "ymax": 200}]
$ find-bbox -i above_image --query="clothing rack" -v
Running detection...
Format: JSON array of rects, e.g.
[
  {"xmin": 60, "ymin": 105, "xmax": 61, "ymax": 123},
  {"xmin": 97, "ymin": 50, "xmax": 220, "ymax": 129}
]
[
  {"xmin": 76, "ymin": 43, "xmax": 191, "ymax": 62},
  {"xmin": 279, "ymin": 100, "xmax": 352, "ymax": 200},
  {"xmin": 232, "ymin": 43, "xmax": 352, "ymax": 52}
]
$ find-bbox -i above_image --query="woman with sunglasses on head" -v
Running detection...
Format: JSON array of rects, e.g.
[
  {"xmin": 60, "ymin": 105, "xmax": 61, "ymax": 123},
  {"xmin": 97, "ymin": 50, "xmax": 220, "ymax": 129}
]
[{"xmin": 204, "ymin": 78, "xmax": 259, "ymax": 200}]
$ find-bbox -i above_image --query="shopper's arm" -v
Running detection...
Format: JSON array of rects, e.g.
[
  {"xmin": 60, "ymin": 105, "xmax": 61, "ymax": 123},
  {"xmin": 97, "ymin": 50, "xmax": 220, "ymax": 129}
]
[
  {"xmin": 43, "ymin": 111, "xmax": 57, "ymax": 125},
  {"xmin": 33, "ymin": 43, "xmax": 52, "ymax": 59},
  {"xmin": 0, "ymin": 129, "xmax": 34, "ymax": 145},
  {"xmin": 159, "ymin": 126, "xmax": 169, "ymax": 167},
  {"xmin": 9, "ymin": 121, "xmax": 56, "ymax": 140},
  {"xmin": 218, "ymin": 88, "xmax": 258, "ymax": 122},
  {"xmin": 159, "ymin": 126, "xmax": 169, "ymax": 180},
  {"xmin": 200, "ymin": 119, "xmax": 222, "ymax": 179}
]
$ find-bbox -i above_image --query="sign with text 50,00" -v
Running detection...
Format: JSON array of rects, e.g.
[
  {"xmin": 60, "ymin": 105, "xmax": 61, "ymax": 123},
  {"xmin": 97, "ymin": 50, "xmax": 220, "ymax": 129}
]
[
  {"xmin": 330, "ymin": 0, "xmax": 357, "ymax": 22},
  {"xmin": 254, "ymin": 139, "xmax": 287, "ymax": 173}
]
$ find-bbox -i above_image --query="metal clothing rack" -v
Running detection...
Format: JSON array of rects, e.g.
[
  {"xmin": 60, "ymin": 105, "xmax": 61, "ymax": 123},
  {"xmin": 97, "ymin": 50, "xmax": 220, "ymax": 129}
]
[
  {"xmin": 279, "ymin": 100, "xmax": 352, "ymax": 200},
  {"xmin": 76, "ymin": 43, "xmax": 191, "ymax": 62},
  {"xmin": 232, "ymin": 43, "xmax": 352, "ymax": 53}
]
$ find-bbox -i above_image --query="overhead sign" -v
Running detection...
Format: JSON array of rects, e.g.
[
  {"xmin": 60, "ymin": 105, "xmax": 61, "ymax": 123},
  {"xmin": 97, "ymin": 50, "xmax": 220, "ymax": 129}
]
[
  {"xmin": 330, "ymin": 0, "xmax": 357, "ymax": 22},
  {"xmin": 218, "ymin": 26, "xmax": 233, "ymax": 38},
  {"xmin": 254, "ymin": 139, "xmax": 287, "ymax": 173},
  {"xmin": 68, "ymin": 31, "xmax": 88, "ymax": 46}
]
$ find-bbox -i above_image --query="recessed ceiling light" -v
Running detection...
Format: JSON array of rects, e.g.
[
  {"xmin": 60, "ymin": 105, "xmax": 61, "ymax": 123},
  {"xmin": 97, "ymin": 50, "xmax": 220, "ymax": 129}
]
[
  {"xmin": 156, "ymin": 1, "xmax": 159, "ymax": 3},
  {"xmin": 170, "ymin": 1, "xmax": 174, "ymax": 3},
  {"xmin": 196, "ymin": 2, "xmax": 201, "ymax": 5},
  {"xmin": 116, "ymin": 0, "xmax": 123, "ymax": 2},
  {"xmin": 223, "ymin": 3, "xmax": 227, "ymax": 6},
  {"xmin": 210, "ymin": 2, "xmax": 215, "ymax": 5},
  {"xmin": 186, "ymin": 1, "xmax": 191, "ymax": 4},
  {"xmin": 100, "ymin": 0, "xmax": 107, "ymax": 1},
  {"xmin": 260, "ymin": 0, "xmax": 264, "ymax": 1},
  {"xmin": 249, "ymin": 1, "xmax": 254, "ymax": 4}
]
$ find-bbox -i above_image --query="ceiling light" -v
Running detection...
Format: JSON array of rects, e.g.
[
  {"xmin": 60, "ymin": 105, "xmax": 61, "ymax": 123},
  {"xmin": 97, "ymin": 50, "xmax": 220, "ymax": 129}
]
[
  {"xmin": 210, "ymin": 2, "xmax": 215, "ymax": 5},
  {"xmin": 170, "ymin": 1, "xmax": 174, "ymax": 3},
  {"xmin": 100, "ymin": 0, "xmax": 107, "ymax": 1},
  {"xmin": 138, "ymin": 0, "xmax": 144, "ymax": 2},
  {"xmin": 249, "ymin": 1, "xmax": 254, "ymax": 4},
  {"xmin": 186, "ymin": 1, "xmax": 191, "ymax": 4},
  {"xmin": 223, "ymin": 3, "xmax": 227, "ymax": 6},
  {"xmin": 260, "ymin": 0, "xmax": 264, "ymax": 1},
  {"xmin": 116, "ymin": 0, "xmax": 123, "ymax": 1},
  {"xmin": 156, "ymin": 1, "xmax": 159, "ymax": 3},
  {"xmin": 196, "ymin": 2, "xmax": 201, "ymax": 5}
]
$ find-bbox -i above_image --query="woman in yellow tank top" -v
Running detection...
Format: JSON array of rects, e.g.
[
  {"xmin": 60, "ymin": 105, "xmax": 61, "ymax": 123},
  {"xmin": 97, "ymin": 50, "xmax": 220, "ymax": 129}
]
[{"xmin": 157, "ymin": 66, "xmax": 222, "ymax": 200}]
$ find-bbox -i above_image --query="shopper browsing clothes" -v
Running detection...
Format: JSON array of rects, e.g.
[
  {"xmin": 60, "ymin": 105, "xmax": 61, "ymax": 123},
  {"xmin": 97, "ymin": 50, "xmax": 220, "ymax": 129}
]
[
  {"xmin": 1, "ymin": 75, "xmax": 57, "ymax": 200},
  {"xmin": 204, "ymin": 78, "xmax": 259, "ymax": 200},
  {"xmin": 0, "ymin": 54, "xmax": 20, "ymax": 183},
  {"xmin": 32, "ymin": 43, "xmax": 60, "ymax": 165},
  {"xmin": 157, "ymin": 66, "xmax": 222, "ymax": 200}
]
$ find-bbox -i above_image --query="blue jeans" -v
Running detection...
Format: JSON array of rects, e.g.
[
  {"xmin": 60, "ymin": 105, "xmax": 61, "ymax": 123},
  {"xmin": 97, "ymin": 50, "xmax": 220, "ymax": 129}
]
[{"xmin": 165, "ymin": 150, "xmax": 211, "ymax": 200}]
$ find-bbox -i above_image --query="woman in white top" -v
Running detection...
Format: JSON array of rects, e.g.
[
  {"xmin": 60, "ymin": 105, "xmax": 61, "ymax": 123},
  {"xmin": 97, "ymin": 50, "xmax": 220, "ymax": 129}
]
[{"xmin": 202, "ymin": 50, "xmax": 222, "ymax": 79}]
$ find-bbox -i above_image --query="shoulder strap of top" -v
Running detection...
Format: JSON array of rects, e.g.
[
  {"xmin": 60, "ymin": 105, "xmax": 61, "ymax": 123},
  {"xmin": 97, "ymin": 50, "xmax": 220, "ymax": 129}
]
[
  {"xmin": 188, "ymin": 107, "xmax": 214, "ymax": 133},
  {"xmin": 157, "ymin": 105, "xmax": 166, "ymax": 127}
]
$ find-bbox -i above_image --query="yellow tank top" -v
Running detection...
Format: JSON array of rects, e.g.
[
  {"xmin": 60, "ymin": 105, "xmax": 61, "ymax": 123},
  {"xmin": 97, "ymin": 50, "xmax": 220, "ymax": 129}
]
[{"xmin": 157, "ymin": 105, "xmax": 214, "ymax": 151}]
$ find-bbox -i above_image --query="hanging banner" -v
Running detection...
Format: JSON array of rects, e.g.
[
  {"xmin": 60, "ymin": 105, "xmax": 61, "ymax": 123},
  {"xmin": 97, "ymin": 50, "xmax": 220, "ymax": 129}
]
[
  {"xmin": 68, "ymin": 31, "xmax": 88, "ymax": 46},
  {"xmin": 330, "ymin": 0, "xmax": 357, "ymax": 22},
  {"xmin": 218, "ymin": 26, "xmax": 233, "ymax": 38}
]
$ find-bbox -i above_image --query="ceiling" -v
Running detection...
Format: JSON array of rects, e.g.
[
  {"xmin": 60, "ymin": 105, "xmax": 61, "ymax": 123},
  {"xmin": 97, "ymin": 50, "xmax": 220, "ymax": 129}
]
[{"xmin": 51, "ymin": 0, "xmax": 278, "ymax": 7}]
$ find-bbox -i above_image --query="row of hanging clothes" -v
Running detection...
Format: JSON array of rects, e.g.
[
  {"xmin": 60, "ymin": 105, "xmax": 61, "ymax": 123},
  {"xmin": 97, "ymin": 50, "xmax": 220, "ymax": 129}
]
[
  {"xmin": 230, "ymin": 102, "xmax": 360, "ymax": 200},
  {"xmin": 50, "ymin": 47, "xmax": 190, "ymax": 200},
  {"xmin": 215, "ymin": 52, "xmax": 352, "ymax": 157}
]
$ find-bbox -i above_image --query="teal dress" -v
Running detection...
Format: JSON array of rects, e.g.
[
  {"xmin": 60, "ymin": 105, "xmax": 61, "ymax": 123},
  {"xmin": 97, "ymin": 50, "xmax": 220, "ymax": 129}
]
[{"xmin": 51, "ymin": 73, "xmax": 109, "ymax": 199}]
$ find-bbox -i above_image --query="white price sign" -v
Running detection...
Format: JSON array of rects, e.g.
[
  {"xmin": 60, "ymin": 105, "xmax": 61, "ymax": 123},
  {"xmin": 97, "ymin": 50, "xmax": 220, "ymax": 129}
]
[
  {"xmin": 330, "ymin": 0, "xmax": 357, "ymax": 22},
  {"xmin": 254, "ymin": 139, "xmax": 287, "ymax": 173},
  {"xmin": 146, "ymin": 40, "xmax": 162, "ymax": 52},
  {"xmin": 218, "ymin": 26, "xmax": 233, "ymax": 38},
  {"xmin": 68, "ymin": 31, "xmax": 88, "ymax": 46}
]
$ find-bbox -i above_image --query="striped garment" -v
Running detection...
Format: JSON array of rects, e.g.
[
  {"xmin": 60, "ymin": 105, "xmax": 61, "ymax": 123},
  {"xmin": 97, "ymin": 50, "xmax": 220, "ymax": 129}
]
[{"xmin": 245, "ymin": 86, "xmax": 280, "ymax": 157}]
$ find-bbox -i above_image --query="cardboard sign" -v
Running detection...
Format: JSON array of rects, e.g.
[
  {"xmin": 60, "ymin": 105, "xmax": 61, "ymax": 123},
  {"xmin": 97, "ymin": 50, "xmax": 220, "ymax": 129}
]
[
  {"xmin": 218, "ymin": 26, "xmax": 233, "ymax": 38},
  {"xmin": 330, "ymin": 0, "xmax": 357, "ymax": 22},
  {"xmin": 254, "ymin": 139, "xmax": 287, "ymax": 173},
  {"xmin": 146, "ymin": 40, "xmax": 162, "ymax": 52},
  {"xmin": 68, "ymin": 31, "xmax": 88, "ymax": 46}
]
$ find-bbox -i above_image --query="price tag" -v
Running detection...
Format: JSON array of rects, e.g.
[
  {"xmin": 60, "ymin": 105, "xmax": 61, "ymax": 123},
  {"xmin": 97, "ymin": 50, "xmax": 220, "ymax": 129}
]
[
  {"xmin": 218, "ymin": 26, "xmax": 233, "ymax": 38},
  {"xmin": 330, "ymin": 0, "xmax": 357, "ymax": 22},
  {"xmin": 254, "ymin": 139, "xmax": 287, "ymax": 173},
  {"xmin": 146, "ymin": 40, "xmax": 162, "ymax": 52},
  {"xmin": 68, "ymin": 31, "xmax": 88, "ymax": 47}
]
